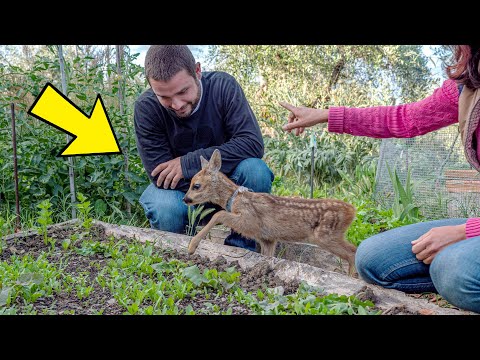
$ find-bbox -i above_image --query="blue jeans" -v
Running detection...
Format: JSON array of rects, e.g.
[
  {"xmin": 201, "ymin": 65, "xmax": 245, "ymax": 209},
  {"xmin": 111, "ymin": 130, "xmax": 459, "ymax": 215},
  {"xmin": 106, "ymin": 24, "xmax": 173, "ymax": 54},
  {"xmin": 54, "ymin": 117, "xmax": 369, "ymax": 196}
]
[
  {"xmin": 139, "ymin": 158, "xmax": 274, "ymax": 252},
  {"xmin": 355, "ymin": 218, "xmax": 480, "ymax": 313}
]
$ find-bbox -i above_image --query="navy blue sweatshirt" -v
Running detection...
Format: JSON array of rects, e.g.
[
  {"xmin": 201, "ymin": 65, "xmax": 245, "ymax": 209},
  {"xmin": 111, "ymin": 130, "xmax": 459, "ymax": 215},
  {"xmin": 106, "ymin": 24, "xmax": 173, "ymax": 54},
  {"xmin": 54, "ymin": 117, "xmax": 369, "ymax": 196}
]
[{"xmin": 134, "ymin": 71, "xmax": 264, "ymax": 192}]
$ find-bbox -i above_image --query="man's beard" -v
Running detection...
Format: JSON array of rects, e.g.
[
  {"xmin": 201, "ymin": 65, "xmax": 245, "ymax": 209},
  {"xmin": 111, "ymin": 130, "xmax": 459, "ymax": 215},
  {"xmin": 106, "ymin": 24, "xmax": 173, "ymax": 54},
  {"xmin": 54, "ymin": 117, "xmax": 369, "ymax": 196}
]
[{"xmin": 167, "ymin": 79, "xmax": 201, "ymax": 119}]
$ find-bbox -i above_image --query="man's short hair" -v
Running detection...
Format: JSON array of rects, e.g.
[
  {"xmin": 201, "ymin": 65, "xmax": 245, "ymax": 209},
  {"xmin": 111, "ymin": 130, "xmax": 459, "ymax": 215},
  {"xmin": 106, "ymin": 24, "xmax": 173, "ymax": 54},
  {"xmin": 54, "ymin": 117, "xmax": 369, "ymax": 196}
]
[{"xmin": 144, "ymin": 45, "xmax": 196, "ymax": 82}]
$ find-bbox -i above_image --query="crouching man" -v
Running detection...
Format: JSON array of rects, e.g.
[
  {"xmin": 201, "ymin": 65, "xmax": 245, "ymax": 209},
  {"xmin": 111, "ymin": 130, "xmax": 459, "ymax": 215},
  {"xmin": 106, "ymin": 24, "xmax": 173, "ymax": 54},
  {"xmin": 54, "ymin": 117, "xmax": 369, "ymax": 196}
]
[{"xmin": 134, "ymin": 45, "xmax": 274, "ymax": 251}]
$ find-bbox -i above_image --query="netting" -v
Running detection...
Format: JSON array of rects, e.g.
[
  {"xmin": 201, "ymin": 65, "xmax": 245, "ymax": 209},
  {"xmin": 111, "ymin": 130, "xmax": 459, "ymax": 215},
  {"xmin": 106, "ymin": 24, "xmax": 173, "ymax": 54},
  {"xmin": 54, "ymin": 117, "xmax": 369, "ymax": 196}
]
[{"xmin": 374, "ymin": 124, "xmax": 480, "ymax": 219}]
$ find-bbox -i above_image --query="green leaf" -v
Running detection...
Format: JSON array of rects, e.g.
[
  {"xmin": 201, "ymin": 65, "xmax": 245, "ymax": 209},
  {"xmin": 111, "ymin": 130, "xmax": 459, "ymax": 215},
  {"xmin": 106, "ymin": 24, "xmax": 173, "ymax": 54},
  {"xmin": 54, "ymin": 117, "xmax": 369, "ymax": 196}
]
[
  {"xmin": 0, "ymin": 287, "xmax": 12, "ymax": 307},
  {"xmin": 358, "ymin": 305, "xmax": 367, "ymax": 315},
  {"xmin": 94, "ymin": 199, "xmax": 107, "ymax": 216},
  {"xmin": 17, "ymin": 272, "xmax": 44, "ymax": 285},
  {"xmin": 198, "ymin": 208, "xmax": 215, "ymax": 221},
  {"xmin": 183, "ymin": 265, "xmax": 208, "ymax": 286},
  {"xmin": 123, "ymin": 192, "xmax": 138, "ymax": 205}
]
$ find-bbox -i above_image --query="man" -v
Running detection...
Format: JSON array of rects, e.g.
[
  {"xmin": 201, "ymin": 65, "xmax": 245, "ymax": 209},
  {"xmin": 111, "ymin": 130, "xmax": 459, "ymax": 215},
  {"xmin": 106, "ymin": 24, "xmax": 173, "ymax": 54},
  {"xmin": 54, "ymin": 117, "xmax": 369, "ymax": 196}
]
[{"xmin": 134, "ymin": 45, "xmax": 274, "ymax": 251}]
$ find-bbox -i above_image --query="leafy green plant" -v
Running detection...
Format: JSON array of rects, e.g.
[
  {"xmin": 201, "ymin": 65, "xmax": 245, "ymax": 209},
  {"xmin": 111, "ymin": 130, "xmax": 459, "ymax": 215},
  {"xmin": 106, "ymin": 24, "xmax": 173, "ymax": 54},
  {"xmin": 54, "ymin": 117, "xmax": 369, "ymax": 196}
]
[
  {"xmin": 36, "ymin": 199, "xmax": 54, "ymax": 245},
  {"xmin": 61, "ymin": 239, "xmax": 71, "ymax": 250},
  {"xmin": 76, "ymin": 192, "xmax": 94, "ymax": 231},
  {"xmin": 0, "ymin": 216, "xmax": 8, "ymax": 254},
  {"xmin": 234, "ymin": 281, "xmax": 380, "ymax": 315},
  {"xmin": 347, "ymin": 201, "xmax": 415, "ymax": 246},
  {"xmin": 386, "ymin": 163, "xmax": 422, "ymax": 222},
  {"xmin": 185, "ymin": 204, "xmax": 216, "ymax": 236},
  {"xmin": 0, "ymin": 253, "xmax": 63, "ymax": 309},
  {"xmin": 76, "ymin": 240, "xmax": 110, "ymax": 257}
]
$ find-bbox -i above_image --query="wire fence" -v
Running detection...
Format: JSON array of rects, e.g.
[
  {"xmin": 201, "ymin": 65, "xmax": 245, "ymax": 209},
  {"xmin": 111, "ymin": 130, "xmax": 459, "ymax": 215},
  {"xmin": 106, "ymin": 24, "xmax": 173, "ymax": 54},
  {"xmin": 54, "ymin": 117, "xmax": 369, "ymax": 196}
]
[{"xmin": 374, "ymin": 124, "xmax": 480, "ymax": 219}]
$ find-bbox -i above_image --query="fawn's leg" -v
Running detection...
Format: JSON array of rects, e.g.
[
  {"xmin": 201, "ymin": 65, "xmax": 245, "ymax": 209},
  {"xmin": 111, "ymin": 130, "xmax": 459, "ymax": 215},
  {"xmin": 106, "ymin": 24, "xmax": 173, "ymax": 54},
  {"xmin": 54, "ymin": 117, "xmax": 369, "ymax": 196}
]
[
  {"xmin": 327, "ymin": 239, "xmax": 357, "ymax": 277},
  {"xmin": 188, "ymin": 210, "xmax": 239, "ymax": 254},
  {"xmin": 260, "ymin": 241, "xmax": 277, "ymax": 257},
  {"xmin": 315, "ymin": 231, "xmax": 357, "ymax": 277}
]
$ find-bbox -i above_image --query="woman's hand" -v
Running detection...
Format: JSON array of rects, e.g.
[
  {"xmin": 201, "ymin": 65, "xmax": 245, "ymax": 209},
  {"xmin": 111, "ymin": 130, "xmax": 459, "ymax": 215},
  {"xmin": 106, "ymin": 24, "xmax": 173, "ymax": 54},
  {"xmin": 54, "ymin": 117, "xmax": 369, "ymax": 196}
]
[
  {"xmin": 411, "ymin": 224, "xmax": 467, "ymax": 264},
  {"xmin": 279, "ymin": 101, "xmax": 329, "ymax": 136}
]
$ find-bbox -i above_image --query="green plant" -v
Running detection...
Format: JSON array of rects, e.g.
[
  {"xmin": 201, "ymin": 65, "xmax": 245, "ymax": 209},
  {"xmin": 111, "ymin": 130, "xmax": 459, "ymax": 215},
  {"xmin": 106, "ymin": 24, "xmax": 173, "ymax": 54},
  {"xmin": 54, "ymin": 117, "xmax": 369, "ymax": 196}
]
[
  {"xmin": 0, "ymin": 216, "xmax": 8, "ymax": 254},
  {"xmin": 185, "ymin": 204, "xmax": 216, "ymax": 236},
  {"xmin": 61, "ymin": 239, "xmax": 71, "ymax": 250},
  {"xmin": 386, "ymin": 163, "xmax": 422, "ymax": 222},
  {"xmin": 76, "ymin": 192, "xmax": 94, "ymax": 231},
  {"xmin": 0, "ymin": 253, "xmax": 63, "ymax": 309},
  {"xmin": 36, "ymin": 199, "xmax": 54, "ymax": 245}
]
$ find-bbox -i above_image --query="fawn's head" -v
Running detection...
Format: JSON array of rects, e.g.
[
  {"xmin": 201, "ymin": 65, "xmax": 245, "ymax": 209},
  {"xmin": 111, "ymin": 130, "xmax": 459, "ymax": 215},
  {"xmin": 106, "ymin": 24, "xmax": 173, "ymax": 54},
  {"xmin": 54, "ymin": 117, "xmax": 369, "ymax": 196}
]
[{"xmin": 183, "ymin": 149, "xmax": 223, "ymax": 206}]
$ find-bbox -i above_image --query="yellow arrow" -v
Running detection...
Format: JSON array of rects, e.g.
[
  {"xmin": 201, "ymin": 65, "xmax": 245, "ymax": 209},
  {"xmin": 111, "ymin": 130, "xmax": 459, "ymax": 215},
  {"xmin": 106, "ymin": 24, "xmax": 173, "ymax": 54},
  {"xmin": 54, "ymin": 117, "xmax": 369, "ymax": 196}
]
[{"xmin": 27, "ymin": 82, "xmax": 122, "ymax": 157}]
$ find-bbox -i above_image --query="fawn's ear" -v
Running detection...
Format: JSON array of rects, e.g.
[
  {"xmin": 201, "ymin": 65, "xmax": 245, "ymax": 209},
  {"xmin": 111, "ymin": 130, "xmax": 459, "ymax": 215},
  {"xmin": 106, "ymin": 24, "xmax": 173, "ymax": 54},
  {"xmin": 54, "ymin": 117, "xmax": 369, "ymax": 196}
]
[
  {"xmin": 200, "ymin": 155, "xmax": 209, "ymax": 170},
  {"xmin": 209, "ymin": 149, "xmax": 222, "ymax": 172}
]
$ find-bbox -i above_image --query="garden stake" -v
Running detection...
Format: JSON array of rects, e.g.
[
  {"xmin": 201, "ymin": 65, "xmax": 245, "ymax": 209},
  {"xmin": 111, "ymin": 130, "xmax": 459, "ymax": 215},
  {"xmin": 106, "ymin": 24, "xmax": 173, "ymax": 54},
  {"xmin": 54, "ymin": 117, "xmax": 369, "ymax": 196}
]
[
  {"xmin": 11, "ymin": 103, "xmax": 21, "ymax": 232},
  {"xmin": 310, "ymin": 131, "xmax": 317, "ymax": 199}
]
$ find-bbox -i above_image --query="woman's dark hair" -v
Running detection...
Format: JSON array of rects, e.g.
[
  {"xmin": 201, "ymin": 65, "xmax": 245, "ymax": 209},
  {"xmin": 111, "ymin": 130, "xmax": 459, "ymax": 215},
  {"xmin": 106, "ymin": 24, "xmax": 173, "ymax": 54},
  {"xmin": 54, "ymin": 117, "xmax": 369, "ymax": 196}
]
[{"xmin": 446, "ymin": 45, "xmax": 480, "ymax": 89}]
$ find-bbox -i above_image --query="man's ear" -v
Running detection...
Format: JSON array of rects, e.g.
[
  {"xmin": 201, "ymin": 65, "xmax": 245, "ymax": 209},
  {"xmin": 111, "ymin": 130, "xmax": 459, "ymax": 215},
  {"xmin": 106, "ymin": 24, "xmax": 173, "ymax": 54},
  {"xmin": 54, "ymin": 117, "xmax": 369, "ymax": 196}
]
[
  {"xmin": 209, "ymin": 149, "xmax": 221, "ymax": 172},
  {"xmin": 195, "ymin": 62, "xmax": 202, "ymax": 80},
  {"xmin": 200, "ymin": 155, "xmax": 209, "ymax": 170}
]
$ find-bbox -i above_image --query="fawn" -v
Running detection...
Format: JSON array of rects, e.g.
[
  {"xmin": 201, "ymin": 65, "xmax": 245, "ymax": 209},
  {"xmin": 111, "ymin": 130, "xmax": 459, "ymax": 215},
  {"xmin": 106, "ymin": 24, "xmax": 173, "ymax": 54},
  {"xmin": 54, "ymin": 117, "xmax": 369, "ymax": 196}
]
[{"xmin": 183, "ymin": 149, "xmax": 358, "ymax": 276}]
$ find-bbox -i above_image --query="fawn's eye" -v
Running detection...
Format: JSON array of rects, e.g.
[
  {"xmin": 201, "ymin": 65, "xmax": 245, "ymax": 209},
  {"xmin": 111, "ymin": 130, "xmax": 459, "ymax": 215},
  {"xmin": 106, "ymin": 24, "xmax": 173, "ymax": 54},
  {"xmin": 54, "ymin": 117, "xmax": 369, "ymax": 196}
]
[{"xmin": 192, "ymin": 183, "xmax": 201, "ymax": 190}]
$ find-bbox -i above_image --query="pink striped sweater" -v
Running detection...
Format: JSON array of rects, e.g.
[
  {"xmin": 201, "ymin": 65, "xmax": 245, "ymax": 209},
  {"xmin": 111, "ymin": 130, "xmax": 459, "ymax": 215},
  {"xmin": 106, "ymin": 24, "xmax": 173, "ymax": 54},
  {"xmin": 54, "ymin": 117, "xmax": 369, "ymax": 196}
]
[{"xmin": 328, "ymin": 79, "xmax": 480, "ymax": 239}]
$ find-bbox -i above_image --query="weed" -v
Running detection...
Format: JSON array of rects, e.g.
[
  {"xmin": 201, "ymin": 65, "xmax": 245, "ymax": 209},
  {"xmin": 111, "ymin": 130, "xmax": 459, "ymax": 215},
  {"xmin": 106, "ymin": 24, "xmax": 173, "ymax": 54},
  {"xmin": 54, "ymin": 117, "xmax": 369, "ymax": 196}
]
[
  {"xmin": 76, "ymin": 192, "xmax": 94, "ymax": 232},
  {"xmin": 386, "ymin": 163, "xmax": 422, "ymax": 222},
  {"xmin": 36, "ymin": 199, "xmax": 54, "ymax": 246},
  {"xmin": 185, "ymin": 204, "xmax": 216, "ymax": 236}
]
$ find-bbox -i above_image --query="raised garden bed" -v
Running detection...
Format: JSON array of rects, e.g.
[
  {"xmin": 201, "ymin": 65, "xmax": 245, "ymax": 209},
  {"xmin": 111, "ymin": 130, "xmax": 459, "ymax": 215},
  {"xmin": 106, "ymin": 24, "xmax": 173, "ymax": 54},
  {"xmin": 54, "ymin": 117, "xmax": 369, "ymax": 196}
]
[{"xmin": 0, "ymin": 220, "xmax": 474, "ymax": 315}]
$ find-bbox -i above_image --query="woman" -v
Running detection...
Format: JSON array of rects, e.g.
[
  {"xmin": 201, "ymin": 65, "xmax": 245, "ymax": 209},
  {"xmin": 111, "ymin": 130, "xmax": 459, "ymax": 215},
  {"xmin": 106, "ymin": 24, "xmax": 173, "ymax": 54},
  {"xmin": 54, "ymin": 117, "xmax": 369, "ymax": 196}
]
[{"xmin": 280, "ymin": 45, "xmax": 480, "ymax": 313}]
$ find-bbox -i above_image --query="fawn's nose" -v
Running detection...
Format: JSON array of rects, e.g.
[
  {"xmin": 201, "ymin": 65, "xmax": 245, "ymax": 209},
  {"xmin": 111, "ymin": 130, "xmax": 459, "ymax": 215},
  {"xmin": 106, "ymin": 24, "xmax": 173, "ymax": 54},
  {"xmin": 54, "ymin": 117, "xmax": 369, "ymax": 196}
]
[{"xmin": 183, "ymin": 196, "xmax": 192, "ymax": 205}]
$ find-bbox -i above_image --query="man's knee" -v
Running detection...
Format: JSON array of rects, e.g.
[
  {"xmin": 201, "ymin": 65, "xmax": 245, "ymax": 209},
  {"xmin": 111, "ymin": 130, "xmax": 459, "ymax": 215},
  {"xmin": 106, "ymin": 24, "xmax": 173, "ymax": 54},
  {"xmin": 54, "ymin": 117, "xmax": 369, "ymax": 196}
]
[
  {"xmin": 231, "ymin": 158, "xmax": 274, "ymax": 193},
  {"xmin": 139, "ymin": 185, "xmax": 188, "ymax": 233}
]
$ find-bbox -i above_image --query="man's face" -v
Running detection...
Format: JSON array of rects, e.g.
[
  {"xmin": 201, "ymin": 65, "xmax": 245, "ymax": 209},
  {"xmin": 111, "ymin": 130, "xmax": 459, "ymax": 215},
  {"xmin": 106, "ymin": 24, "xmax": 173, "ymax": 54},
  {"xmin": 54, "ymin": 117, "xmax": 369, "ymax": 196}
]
[{"xmin": 150, "ymin": 64, "xmax": 202, "ymax": 118}]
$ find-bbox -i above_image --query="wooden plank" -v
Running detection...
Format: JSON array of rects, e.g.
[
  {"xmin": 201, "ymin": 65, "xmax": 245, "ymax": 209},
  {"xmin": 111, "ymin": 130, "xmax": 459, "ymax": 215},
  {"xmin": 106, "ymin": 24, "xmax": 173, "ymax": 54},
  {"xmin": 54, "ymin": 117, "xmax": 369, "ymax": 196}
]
[
  {"xmin": 446, "ymin": 179, "xmax": 480, "ymax": 193},
  {"xmin": 444, "ymin": 169, "xmax": 480, "ymax": 179}
]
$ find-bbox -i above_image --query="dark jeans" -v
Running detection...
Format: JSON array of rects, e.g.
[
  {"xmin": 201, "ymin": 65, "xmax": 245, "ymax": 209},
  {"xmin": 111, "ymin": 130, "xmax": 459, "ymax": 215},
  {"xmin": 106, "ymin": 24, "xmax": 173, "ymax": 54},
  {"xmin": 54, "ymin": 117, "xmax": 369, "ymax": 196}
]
[{"xmin": 139, "ymin": 158, "xmax": 274, "ymax": 252}]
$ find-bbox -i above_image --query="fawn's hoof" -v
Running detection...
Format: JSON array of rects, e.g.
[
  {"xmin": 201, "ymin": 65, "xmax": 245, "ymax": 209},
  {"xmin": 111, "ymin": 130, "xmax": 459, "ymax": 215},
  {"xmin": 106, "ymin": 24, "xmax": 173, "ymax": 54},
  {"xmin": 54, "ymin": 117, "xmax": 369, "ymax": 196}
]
[{"xmin": 188, "ymin": 241, "xmax": 198, "ymax": 255}]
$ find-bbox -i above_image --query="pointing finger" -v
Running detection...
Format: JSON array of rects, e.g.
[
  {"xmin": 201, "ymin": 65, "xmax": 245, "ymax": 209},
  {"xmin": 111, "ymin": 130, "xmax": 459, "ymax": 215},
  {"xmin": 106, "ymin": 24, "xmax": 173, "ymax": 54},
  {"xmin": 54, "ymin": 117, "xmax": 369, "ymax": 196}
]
[{"xmin": 279, "ymin": 101, "xmax": 296, "ymax": 112}]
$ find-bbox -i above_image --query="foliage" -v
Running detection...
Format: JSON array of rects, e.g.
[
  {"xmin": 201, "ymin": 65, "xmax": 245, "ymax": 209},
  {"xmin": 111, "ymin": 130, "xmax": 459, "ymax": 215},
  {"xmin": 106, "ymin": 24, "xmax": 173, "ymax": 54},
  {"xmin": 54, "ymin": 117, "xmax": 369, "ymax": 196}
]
[
  {"xmin": 36, "ymin": 199, "xmax": 54, "ymax": 245},
  {"xmin": 0, "ymin": 216, "xmax": 7, "ymax": 254},
  {"xmin": 0, "ymin": 45, "xmax": 148, "ymax": 224},
  {"xmin": 234, "ymin": 282, "xmax": 379, "ymax": 315},
  {"xmin": 185, "ymin": 204, "xmax": 216, "ymax": 236},
  {"xmin": 0, "ymin": 229, "xmax": 379, "ymax": 315},
  {"xmin": 386, "ymin": 163, "xmax": 422, "ymax": 222},
  {"xmin": 75, "ymin": 192, "xmax": 94, "ymax": 232},
  {"xmin": 347, "ymin": 201, "xmax": 417, "ymax": 247}
]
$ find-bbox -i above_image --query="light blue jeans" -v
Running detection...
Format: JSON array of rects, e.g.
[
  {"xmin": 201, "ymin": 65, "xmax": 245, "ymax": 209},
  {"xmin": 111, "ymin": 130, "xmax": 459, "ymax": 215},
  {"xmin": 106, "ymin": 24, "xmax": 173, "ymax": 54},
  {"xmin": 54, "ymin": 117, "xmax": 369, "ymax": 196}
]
[
  {"xmin": 139, "ymin": 158, "xmax": 274, "ymax": 251},
  {"xmin": 355, "ymin": 218, "xmax": 480, "ymax": 313}
]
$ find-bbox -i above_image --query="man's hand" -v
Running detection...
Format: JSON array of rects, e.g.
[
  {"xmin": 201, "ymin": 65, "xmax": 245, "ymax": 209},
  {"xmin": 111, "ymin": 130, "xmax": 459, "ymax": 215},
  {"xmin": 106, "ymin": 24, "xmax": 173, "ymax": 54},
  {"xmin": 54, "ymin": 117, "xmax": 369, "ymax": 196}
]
[
  {"xmin": 411, "ymin": 224, "xmax": 466, "ymax": 264},
  {"xmin": 279, "ymin": 101, "xmax": 329, "ymax": 136},
  {"xmin": 151, "ymin": 157, "xmax": 184, "ymax": 189}
]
